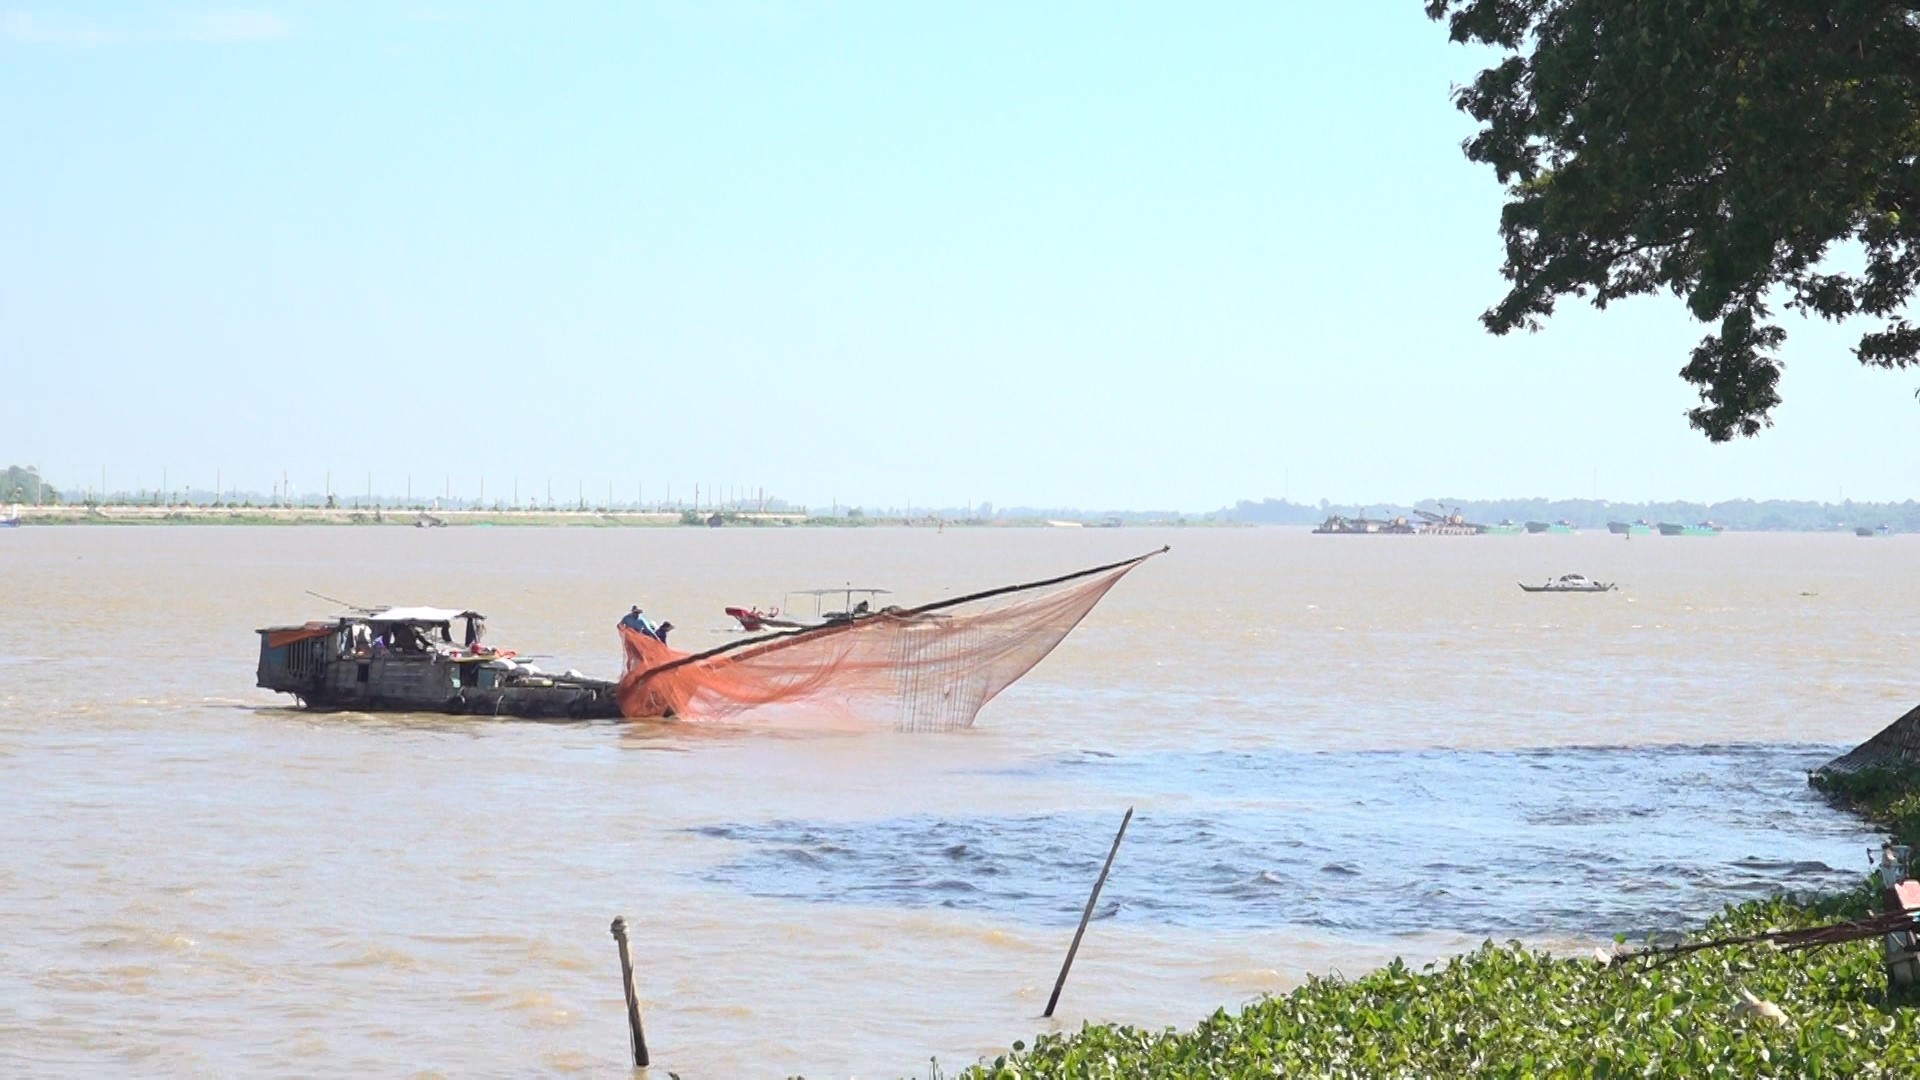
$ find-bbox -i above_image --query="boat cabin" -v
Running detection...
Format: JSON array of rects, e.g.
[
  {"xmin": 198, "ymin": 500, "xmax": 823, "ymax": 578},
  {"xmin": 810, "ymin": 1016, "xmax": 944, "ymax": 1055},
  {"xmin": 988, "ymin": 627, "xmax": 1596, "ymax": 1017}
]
[{"xmin": 255, "ymin": 606, "xmax": 621, "ymax": 719}]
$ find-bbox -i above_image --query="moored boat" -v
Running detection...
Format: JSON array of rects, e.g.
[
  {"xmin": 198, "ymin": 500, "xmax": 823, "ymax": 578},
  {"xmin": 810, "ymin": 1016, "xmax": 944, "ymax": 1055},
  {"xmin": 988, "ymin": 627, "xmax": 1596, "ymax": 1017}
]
[
  {"xmin": 1657, "ymin": 521, "xmax": 1723, "ymax": 536},
  {"xmin": 0, "ymin": 504, "xmax": 20, "ymax": 528},
  {"xmin": 1483, "ymin": 519, "xmax": 1526, "ymax": 535},
  {"xmin": 1857, "ymin": 523, "xmax": 1894, "ymax": 537},
  {"xmin": 1519, "ymin": 574, "xmax": 1617, "ymax": 593},
  {"xmin": 256, "ymin": 606, "xmax": 622, "ymax": 719},
  {"xmin": 1606, "ymin": 519, "xmax": 1654, "ymax": 535},
  {"xmin": 1525, "ymin": 519, "xmax": 1578, "ymax": 534}
]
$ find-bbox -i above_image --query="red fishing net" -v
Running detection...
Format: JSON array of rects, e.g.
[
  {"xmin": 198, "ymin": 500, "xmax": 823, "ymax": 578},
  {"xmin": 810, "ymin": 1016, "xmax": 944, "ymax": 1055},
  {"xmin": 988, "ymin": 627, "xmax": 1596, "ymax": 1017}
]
[{"xmin": 613, "ymin": 549, "xmax": 1163, "ymax": 730}]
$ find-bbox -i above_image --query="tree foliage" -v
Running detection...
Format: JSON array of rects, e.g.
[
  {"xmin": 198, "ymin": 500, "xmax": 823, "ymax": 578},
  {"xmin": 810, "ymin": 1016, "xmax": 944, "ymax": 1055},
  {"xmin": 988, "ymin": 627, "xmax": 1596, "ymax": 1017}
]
[
  {"xmin": 1, "ymin": 465, "xmax": 58, "ymax": 504},
  {"xmin": 1427, "ymin": 0, "xmax": 1920, "ymax": 439}
]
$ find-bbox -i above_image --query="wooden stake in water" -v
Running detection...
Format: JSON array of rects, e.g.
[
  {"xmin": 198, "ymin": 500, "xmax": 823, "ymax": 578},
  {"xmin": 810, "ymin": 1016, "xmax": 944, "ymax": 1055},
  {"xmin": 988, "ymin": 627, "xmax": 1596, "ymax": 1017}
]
[
  {"xmin": 609, "ymin": 916, "xmax": 650, "ymax": 1068},
  {"xmin": 1043, "ymin": 806, "xmax": 1133, "ymax": 1019}
]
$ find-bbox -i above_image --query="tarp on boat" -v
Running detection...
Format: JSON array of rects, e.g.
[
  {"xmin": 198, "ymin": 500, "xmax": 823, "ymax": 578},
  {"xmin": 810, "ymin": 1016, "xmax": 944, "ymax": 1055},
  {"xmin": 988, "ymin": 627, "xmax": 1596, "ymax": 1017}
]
[{"xmin": 364, "ymin": 606, "xmax": 480, "ymax": 623}]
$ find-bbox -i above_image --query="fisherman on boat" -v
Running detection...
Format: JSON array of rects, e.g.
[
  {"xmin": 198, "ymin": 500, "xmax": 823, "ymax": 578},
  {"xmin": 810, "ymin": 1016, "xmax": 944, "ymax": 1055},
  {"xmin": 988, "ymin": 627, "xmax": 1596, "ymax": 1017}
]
[{"xmin": 619, "ymin": 605, "xmax": 657, "ymax": 639}]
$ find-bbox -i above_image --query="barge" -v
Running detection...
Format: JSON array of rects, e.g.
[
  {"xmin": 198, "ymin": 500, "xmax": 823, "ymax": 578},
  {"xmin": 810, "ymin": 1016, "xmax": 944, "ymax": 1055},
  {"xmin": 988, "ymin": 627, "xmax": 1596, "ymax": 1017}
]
[{"xmin": 256, "ymin": 606, "xmax": 622, "ymax": 719}]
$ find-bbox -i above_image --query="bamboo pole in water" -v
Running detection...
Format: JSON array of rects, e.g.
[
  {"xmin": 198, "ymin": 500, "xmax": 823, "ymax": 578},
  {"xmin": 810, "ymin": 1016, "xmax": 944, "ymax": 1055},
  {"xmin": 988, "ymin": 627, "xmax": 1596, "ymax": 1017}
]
[
  {"xmin": 1044, "ymin": 806, "xmax": 1133, "ymax": 1018},
  {"xmin": 609, "ymin": 917, "xmax": 650, "ymax": 1067}
]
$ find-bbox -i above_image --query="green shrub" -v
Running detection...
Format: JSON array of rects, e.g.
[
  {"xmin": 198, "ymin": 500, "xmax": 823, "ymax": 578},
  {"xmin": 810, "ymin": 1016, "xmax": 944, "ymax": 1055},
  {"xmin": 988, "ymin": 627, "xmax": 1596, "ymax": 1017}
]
[{"xmin": 1812, "ymin": 764, "xmax": 1920, "ymax": 850}]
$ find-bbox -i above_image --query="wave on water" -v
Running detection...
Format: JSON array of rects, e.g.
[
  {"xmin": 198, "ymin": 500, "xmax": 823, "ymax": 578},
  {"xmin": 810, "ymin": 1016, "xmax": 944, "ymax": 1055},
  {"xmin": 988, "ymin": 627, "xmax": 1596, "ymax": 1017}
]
[{"xmin": 693, "ymin": 743, "xmax": 1879, "ymax": 940}]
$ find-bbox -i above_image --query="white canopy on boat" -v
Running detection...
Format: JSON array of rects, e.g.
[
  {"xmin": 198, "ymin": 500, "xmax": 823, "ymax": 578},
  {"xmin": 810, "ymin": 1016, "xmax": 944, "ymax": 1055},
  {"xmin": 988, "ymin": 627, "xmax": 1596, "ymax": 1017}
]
[{"xmin": 365, "ymin": 606, "xmax": 480, "ymax": 623}]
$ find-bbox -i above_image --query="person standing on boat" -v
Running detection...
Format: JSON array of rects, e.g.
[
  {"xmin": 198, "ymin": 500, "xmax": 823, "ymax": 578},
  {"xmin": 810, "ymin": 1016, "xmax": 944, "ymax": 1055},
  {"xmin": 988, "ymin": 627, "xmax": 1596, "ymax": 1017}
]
[{"xmin": 620, "ymin": 605, "xmax": 661, "ymax": 641}]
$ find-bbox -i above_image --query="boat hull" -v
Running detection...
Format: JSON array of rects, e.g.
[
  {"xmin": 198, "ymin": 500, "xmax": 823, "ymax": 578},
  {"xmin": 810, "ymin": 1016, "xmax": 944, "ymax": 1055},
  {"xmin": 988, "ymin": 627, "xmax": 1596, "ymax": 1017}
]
[{"xmin": 294, "ymin": 682, "xmax": 623, "ymax": 720}]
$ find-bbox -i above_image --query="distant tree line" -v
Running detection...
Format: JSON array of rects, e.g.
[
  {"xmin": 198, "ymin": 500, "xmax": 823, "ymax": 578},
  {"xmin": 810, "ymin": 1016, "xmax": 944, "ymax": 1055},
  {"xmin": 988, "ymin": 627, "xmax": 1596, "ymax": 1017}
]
[
  {"xmin": 1, "ymin": 465, "xmax": 59, "ymax": 505},
  {"xmin": 1230, "ymin": 497, "xmax": 1920, "ymax": 532}
]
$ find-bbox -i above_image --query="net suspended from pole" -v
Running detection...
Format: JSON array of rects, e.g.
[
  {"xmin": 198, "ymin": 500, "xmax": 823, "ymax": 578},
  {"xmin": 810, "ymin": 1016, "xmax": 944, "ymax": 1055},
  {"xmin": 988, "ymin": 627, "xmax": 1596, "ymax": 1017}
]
[{"xmin": 614, "ymin": 547, "xmax": 1167, "ymax": 730}]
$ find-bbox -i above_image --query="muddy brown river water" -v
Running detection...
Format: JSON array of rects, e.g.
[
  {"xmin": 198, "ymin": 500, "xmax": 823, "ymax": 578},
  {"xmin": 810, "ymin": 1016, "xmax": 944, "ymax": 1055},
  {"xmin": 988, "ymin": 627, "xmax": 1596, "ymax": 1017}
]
[{"xmin": 0, "ymin": 525, "xmax": 1908, "ymax": 1075}]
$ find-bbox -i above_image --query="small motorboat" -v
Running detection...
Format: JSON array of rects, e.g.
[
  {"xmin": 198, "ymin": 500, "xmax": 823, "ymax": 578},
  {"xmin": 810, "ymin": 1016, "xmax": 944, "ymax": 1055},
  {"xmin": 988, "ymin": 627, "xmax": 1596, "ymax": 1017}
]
[
  {"xmin": 1519, "ymin": 574, "xmax": 1617, "ymax": 593},
  {"xmin": 723, "ymin": 605, "xmax": 808, "ymax": 631}
]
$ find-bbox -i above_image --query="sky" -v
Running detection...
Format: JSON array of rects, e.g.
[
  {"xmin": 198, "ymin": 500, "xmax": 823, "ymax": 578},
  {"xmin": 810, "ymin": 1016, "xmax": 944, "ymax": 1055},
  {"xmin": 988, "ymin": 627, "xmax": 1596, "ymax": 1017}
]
[{"xmin": 3, "ymin": 2, "xmax": 1916, "ymax": 511}]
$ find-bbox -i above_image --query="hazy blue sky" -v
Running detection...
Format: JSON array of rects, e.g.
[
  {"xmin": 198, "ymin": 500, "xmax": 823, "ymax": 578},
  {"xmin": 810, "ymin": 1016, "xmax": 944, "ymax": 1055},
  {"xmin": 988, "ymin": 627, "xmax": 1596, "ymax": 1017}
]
[{"xmin": 4, "ymin": 3, "xmax": 1915, "ymax": 509}]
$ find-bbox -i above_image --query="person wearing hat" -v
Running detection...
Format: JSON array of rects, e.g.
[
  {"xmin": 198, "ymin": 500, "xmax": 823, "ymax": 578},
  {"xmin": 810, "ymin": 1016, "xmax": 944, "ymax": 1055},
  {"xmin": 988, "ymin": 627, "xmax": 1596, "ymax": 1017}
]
[{"xmin": 619, "ymin": 605, "xmax": 660, "ymax": 641}]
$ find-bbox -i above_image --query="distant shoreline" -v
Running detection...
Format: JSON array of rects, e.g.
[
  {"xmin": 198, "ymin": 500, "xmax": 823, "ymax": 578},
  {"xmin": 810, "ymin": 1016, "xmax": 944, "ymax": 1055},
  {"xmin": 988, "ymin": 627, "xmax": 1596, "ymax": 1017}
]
[{"xmin": 5, "ymin": 506, "xmax": 1208, "ymax": 528}]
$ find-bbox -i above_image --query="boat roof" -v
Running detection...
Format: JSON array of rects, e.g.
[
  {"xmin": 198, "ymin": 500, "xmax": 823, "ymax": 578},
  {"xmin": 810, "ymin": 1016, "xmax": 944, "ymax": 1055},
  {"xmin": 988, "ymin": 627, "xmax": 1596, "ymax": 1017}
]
[
  {"xmin": 362, "ymin": 606, "xmax": 482, "ymax": 622},
  {"xmin": 788, "ymin": 587, "xmax": 892, "ymax": 596}
]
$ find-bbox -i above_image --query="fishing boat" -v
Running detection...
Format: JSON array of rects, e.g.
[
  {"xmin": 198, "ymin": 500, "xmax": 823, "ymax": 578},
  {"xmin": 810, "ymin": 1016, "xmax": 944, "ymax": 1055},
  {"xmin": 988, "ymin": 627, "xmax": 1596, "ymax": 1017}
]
[
  {"xmin": 260, "ymin": 550, "xmax": 1165, "ymax": 728},
  {"xmin": 1526, "ymin": 520, "xmax": 1578, "ymax": 534},
  {"xmin": 1607, "ymin": 520, "xmax": 1655, "ymax": 535},
  {"xmin": 1857, "ymin": 524, "xmax": 1895, "ymax": 538},
  {"xmin": 1519, "ymin": 574, "xmax": 1617, "ymax": 593},
  {"xmin": 256, "ymin": 606, "xmax": 622, "ymax": 719},
  {"xmin": 725, "ymin": 586, "xmax": 891, "ymax": 631},
  {"xmin": 1657, "ymin": 521, "xmax": 1723, "ymax": 536}
]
